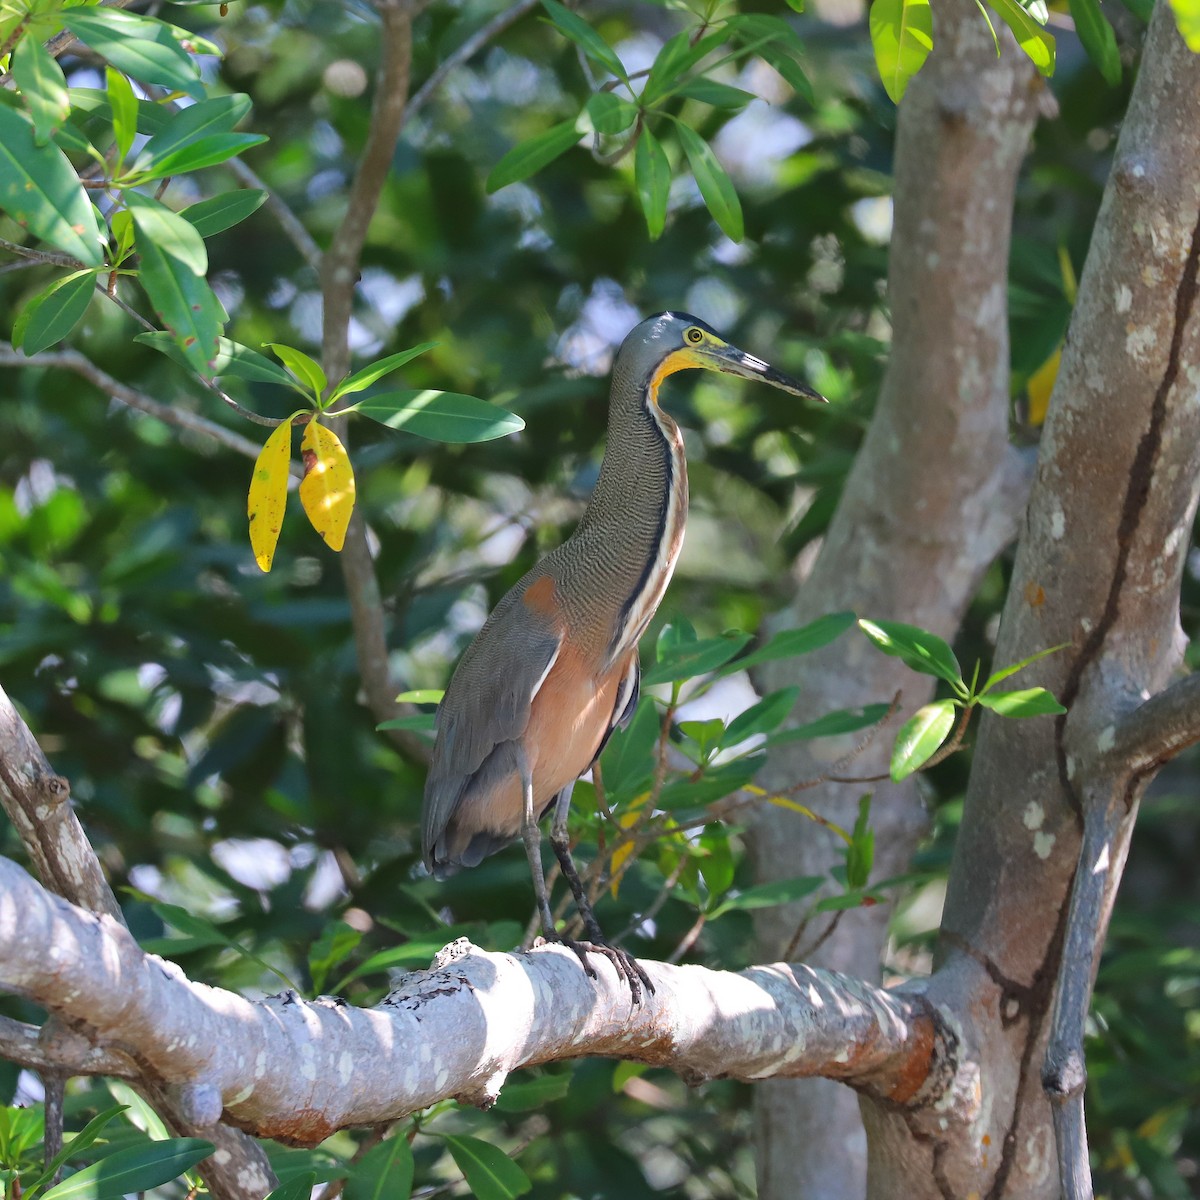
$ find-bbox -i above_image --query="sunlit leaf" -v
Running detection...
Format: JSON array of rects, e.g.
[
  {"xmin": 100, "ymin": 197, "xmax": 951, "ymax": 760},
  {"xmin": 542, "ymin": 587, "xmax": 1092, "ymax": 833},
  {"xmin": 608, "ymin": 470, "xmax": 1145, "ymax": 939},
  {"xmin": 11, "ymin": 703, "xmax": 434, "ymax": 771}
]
[
  {"xmin": 131, "ymin": 94, "xmax": 252, "ymax": 171},
  {"xmin": 350, "ymin": 390, "xmax": 524, "ymax": 442},
  {"xmin": 61, "ymin": 9, "xmax": 204, "ymax": 98},
  {"xmin": 127, "ymin": 191, "xmax": 207, "ymax": 275},
  {"xmin": 266, "ymin": 342, "xmax": 328, "ymax": 397},
  {"xmin": 299, "ymin": 421, "xmax": 355, "ymax": 552},
  {"xmin": 248, "ymin": 421, "xmax": 294, "ymax": 573},
  {"xmin": 676, "ymin": 123, "xmax": 743, "ymax": 243},
  {"xmin": 129, "ymin": 133, "xmax": 268, "ymax": 182},
  {"xmin": 869, "ymin": 0, "xmax": 934, "ymax": 103},
  {"xmin": 986, "ymin": 0, "xmax": 1056, "ymax": 74},
  {"xmin": 1167, "ymin": 0, "xmax": 1200, "ymax": 44},
  {"xmin": 13, "ymin": 33, "xmax": 70, "ymax": 145},
  {"xmin": 441, "ymin": 1134, "xmax": 531, "ymax": 1200},
  {"xmin": 330, "ymin": 342, "xmax": 438, "ymax": 400},
  {"xmin": 395, "ymin": 689, "xmax": 445, "ymax": 704},
  {"xmin": 486, "ymin": 119, "xmax": 580, "ymax": 192},
  {"xmin": 14, "ymin": 270, "xmax": 95, "ymax": 356},
  {"xmin": 858, "ymin": 618, "xmax": 964, "ymax": 690},
  {"xmin": 635, "ymin": 126, "xmax": 671, "ymax": 241},
  {"xmin": 975, "ymin": 687, "xmax": 1066, "ymax": 717},
  {"xmin": 0, "ymin": 106, "xmax": 104, "ymax": 266},
  {"xmin": 106, "ymin": 67, "xmax": 138, "ymax": 163},
  {"xmin": 982, "ymin": 643, "xmax": 1067, "ymax": 692},
  {"xmin": 40, "ymin": 1139, "xmax": 214, "ymax": 1200},
  {"xmin": 890, "ymin": 699, "xmax": 956, "ymax": 781}
]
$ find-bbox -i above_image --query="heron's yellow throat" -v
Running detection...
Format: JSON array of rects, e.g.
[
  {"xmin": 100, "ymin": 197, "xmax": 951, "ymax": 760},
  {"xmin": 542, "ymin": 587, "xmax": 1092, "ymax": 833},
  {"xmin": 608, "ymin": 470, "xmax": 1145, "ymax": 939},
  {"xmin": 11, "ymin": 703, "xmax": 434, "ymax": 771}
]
[{"xmin": 647, "ymin": 345, "xmax": 719, "ymax": 404}]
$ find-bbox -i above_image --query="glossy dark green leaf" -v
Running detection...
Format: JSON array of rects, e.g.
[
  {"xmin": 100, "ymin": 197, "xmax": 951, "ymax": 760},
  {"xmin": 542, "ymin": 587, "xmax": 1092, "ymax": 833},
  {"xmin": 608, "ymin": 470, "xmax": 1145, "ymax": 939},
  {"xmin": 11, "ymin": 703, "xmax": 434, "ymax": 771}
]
[
  {"xmin": 106, "ymin": 68, "xmax": 138, "ymax": 163},
  {"xmin": 709, "ymin": 875, "xmax": 823, "ymax": 918},
  {"xmin": 634, "ymin": 127, "xmax": 671, "ymax": 240},
  {"xmin": 40, "ymin": 1138, "xmax": 213, "ymax": 1199},
  {"xmin": 16, "ymin": 271, "xmax": 95, "ymax": 356},
  {"xmin": 858, "ymin": 618, "xmax": 964, "ymax": 689},
  {"xmin": 677, "ymin": 79, "xmax": 756, "ymax": 110},
  {"xmin": 1069, "ymin": 0, "xmax": 1121, "ymax": 84},
  {"xmin": 890, "ymin": 699, "xmax": 956, "ymax": 781},
  {"xmin": 643, "ymin": 30, "xmax": 729, "ymax": 106},
  {"xmin": 127, "ymin": 191, "xmax": 207, "ymax": 274},
  {"xmin": 130, "ymin": 133, "xmax": 268, "ymax": 182},
  {"xmin": 869, "ymin": 0, "xmax": 934, "ymax": 103},
  {"xmin": 264, "ymin": 1174, "xmax": 318, "ymax": 1200},
  {"xmin": 486, "ymin": 119, "xmax": 580, "ymax": 192},
  {"xmin": 675, "ymin": 123, "xmax": 743, "ymax": 242},
  {"xmin": 657, "ymin": 618, "xmax": 697, "ymax": 659},
  {"xmin": 985, "ymin": 0, "xmax": 1056, "ymax": 74},
  {"xmin": 180, "ymin": 189, "xmax": 268, "ymax": 238},
  {"xmin": 13, "ymin": 34, "xmax": 70, "ymax": 145},
  {"xmin": 975, "ymin": 687, "xmax": 1066, "ymax": 717},
  {"xmin": 344, "ymin": 1137, "xmax": 414, "ymax": 1200},
  {"xmin": 61, "ymin": 9, "xmax": 204, "ymax": 98},
  {"xmin": 442, "ymin": 1135, "xmax": 531, "ymax": 1200},
  {"xmin": 716, "ymin": 612, "xmax": 855, "ymax": 677},
  {"xmin": 330, "ymin": 342, "xmax": 439, "ymax": 399},
  {"xmin": 599, "ymin": 698, "xmax": 659, "ymax": 801},
  {"xmin": 350, "ymin": 391, "xmax": 524, "ymax": 443},
  {"xmin": 642, "ymin": 632, "xmax": 753, "ymax": 686},
  {"xmin": 0, "ymin": 106, "xmax": 104, "ymax": 266},
  {"xmin": 723, "ymin": 688, "xmax": 800, "ymax": 746},
  {"xmin": 23, "ymin": 1106, "xmax": 129, "ymax": 1196},
  {"xmin": 493, "ymin": 1073, "xmax": 572, "ymax": 1112},
  {"xmin": 540, "ymin": 0, "xmax": 627, "ymax": 81}
]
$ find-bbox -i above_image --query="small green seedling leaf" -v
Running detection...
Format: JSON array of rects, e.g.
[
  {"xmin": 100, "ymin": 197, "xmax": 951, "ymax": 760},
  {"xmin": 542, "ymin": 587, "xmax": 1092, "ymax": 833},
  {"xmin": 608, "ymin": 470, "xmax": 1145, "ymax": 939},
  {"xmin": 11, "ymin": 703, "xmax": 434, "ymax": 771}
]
[
  {"xmin": 890, "ymin": 699, "xmax": 956, "ymax": 781},
  {"xmin": 975, "ymin": 687, "xmax": 1066, "ymax": 717},
  {"xmin": 859, "ymin": 618, "xmax": 964, "ymax": 691}
]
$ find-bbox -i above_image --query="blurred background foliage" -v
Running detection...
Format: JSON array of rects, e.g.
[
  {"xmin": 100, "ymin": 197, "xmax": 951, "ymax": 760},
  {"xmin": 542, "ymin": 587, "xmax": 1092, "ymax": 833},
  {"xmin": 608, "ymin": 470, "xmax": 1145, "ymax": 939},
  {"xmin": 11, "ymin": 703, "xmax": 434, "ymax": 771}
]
[{"xmin": 1, "ymin": 0, "xmax": 1198, "ymax": 1196}]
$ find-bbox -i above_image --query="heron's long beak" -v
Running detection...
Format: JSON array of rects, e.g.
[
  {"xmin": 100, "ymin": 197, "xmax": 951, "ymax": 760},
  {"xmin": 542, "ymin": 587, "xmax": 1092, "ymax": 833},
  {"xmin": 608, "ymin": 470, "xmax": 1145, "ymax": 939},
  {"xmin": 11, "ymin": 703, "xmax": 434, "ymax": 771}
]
[{"xmin": 704, "ymin": 342, "xmax": 827, "ymax": 402}]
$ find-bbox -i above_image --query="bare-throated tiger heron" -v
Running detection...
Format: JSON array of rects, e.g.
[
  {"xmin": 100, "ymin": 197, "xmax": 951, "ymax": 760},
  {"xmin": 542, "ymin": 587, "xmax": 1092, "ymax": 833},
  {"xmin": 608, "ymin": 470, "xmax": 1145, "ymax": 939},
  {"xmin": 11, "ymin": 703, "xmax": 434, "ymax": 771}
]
[{"xmin": 422, "ymin": 312, "xmax": 824, "ymax": 1000}]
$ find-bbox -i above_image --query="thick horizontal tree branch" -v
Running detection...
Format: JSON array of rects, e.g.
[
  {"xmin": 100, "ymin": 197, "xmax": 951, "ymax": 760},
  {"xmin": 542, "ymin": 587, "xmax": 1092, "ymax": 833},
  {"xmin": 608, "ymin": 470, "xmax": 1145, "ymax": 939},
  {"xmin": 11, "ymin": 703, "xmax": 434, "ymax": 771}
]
[
  {"xmin": 0, "ymin": 1015, "xmax": 135, "ymax": 1078},
  {"xmin": 0, "ymin": 855, "xmax": 954, "ymax": 1146}
]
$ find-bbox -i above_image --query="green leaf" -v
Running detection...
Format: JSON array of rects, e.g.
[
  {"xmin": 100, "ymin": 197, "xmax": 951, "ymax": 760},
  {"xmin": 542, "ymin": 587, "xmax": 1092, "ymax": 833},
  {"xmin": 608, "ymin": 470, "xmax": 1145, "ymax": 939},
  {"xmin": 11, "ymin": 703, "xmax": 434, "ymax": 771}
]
[
  {"xmin": 350, "ymin": 391, "xmax": 524, "ymax": 442},
  {"xmin": 657, "ymin": 757, "xmax": 761, "ymax": 810},
  {"xmin": 330, "ymin": 342, "xmax": 439, "ymax": 400},
  {"xmin": 845, "ymin": 794, "xmax": 874, "ymax": 888},
  {"xmin": 540, "ymin": 0, "xmax": 628, "ymax": 81},
  {"xmin": 344, "ymin": 1137, "xmax": 414, "ymax": 1200},
  {"xmin": 677, "ymin": 79, "xmax": 756, "ymax": 110},
  {"xmin": 642, "ymin": 632, "xmax": 753, "ymax": 686},
  {"xmin": 136, "ymin": 332, "xmax": 298, "ymax": 388},
  {"xmin": 106, "ymin": 68, "xmax": 138, "ymax": 163},
  {"xmin": 890, "ymin": 699, "xmax": 956, "ymax": 781},
  {"xmin": 709, "ymin": 875, "xmax": 823, "ymax": 918},
  {"xmin": 40, "ymin": 1138, "xmax": 213, "ymax": 1200},
  {"xmin": 985, "ymin": 0, "xmax": 1056, "ymax": 74},
  {"xmin": 699, "ymin": 824, "xmax": 735, "ymax": 900},
  {"xmin": 772, "ymin": 703, "xmax": 892, "ymax": 742},
  {"xmin": 723, "ymin": 688, "xmax": 800, "ymax": 746},
  {"xmin": 492, "ymin": 1073, "xmax": 572, "ymax": 1112},
  {"xmin": 599, "ymin": 698, "xmax": 659, "ymax": 801},
  {"xmin": 308, "ymin": 921, "xmax": 362, "ymax": 995},
  {"xmin": 15, "ymin": 271, "xmax": 95, "ymax": 356},
  {"xmin": 14, "ymin": 34, "xmax": 70, "ymax": 145},
  {"xmin": 266, "ymin": 343, "xmax": 328, "ymax": 397},
  {"xmin": 975, "ymin": 687, "xmax": 1066, "ymax": 717},
  {"xmin": 675, "ymin": 123, "xmax": 743, "ymax": 243},
  {"xmin": 264, "ymin": 1174, "xmax": 318, "ymax": 1200},
  {"xmin": 582, "ymin": 92, "xmax": 637, "ymax": 136},
  {"xmin": 441, "ymin": 1135, "xmax": 531, "ymax": 1200},
  {"xmin": 756, "ymin": 43, "xmax": 814, "ymax": 105},
  {"xmin": 858, "ymin": 618, "xmax": 964, "ymax": 690},
  {"xmin": 395, "ymin": 688, "xmax": 445, "ymax": 704},
  {"xmin": 127, "ymin": 191, "xmax": 207, "ymax": 275},
  {"xmin": 634, "ymin": 127, "xmax": 671, "ymax": 241},
  {"xmin": 105, "ymin": 1080, "xmax": 170, "ymax": 1140},
  {"xmin": 128, "ymin": 133, "xmax": 268, "ymax": 182},
  {"xmin": 180, "ymin": 189, "xmax": 268, "ymax": 238},
  {"xmin": 813, "ymin": 888, "xmax": 884, "ymax": 913},
  {"xmin": 981, "ymin": 642, "xmax": 1067, "ymax": 692},
  {"xmin": 132, "ymin": 94, "xmax": 253, "ymax": 170},
  {"xmin": 869, "ymin": 0, "xmax": 934, "ymax": 104},
  {"xmin": 375, "ymin": 713, "xmax": 436, "ymax": 733},
  {"xmin": 1069, "ymin": 0, "xmax": 1122, "ymax": 83},
  {"xmin": 716, "ymin": 612, "xmax": 856, "ymax": 677},
  {"xmin": 61, "ymin": 9, "xmax": 204, "ymax": 99},
  {"xmin": 486, "ymin": 119, "xmax": 580, "ymax": 193},
  {"xmin": 657, "ymin": 618, "xmax": 697, "ymax": 659},
  {"xmin": 23, "ymin": 1106, "xmax": 128, "ymax": 1196},
  {"xmin": 0, "ymin": 106, "xmax": 104, "ymax": 266},
  {"xmin": 643, "ymin": 30, "xmax": 729, "ymax": 106}
]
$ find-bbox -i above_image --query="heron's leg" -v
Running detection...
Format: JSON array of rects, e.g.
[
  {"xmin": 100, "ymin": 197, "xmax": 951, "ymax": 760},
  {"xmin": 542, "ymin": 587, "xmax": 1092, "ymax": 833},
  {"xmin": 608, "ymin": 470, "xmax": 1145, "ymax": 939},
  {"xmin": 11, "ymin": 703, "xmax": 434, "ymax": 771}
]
[
  {"xmin": 548, "ymin": 783, "xmax": 654, "ymax": 1002},
  {"xmin": 517, "ymin": 745, "xmax": 557, "ymax": 941}
]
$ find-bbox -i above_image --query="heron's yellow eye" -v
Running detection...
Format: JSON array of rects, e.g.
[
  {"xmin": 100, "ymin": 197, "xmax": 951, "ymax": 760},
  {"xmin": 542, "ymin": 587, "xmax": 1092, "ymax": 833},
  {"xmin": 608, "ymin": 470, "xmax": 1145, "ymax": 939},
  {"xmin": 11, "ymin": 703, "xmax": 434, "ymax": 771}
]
[{"xmin": 685, "ymin": 327, "xmax": 704, "ymax": 345}]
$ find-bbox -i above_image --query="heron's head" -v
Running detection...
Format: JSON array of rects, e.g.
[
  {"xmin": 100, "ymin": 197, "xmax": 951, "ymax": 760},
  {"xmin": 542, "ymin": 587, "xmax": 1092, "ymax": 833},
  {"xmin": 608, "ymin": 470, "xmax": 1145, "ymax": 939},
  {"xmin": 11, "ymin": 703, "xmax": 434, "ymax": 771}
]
[{"xmin": 619, "ymin": 311, "xmax": 826, "ymax": 404}]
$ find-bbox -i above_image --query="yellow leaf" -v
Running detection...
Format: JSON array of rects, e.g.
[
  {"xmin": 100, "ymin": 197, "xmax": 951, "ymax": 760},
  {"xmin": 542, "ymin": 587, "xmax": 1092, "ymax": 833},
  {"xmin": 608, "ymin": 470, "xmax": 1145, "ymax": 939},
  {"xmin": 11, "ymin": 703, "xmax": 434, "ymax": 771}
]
[
  {"xmin": 1026, "ymin": 345, "xmax": 1061, "ymax": 427},
  {"xmin": 247, "ymin": 421, "xmax": 293, "ymax": 573},
  {"xmin": 609, "ymin": 792, "xmax": 650, "ymax": 898},
  {"xmin": 299, "ymin": 420, "xmax": 355, "ymax": 551}
]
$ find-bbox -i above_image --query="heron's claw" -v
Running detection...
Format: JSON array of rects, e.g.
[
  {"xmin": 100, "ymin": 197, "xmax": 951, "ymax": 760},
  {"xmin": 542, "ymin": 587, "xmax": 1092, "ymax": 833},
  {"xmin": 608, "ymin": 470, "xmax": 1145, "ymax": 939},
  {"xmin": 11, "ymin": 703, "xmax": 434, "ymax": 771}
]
[{"xmin": 542, "ymin": 932, "xmax": 653, "ymax": 1005}]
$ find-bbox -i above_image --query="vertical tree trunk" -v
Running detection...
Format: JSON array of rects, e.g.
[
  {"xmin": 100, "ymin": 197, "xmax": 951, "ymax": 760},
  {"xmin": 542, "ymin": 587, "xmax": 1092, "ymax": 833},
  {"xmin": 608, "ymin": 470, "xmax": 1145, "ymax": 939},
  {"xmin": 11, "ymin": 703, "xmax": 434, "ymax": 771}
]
[{"xmin": 752, "ymin": 2, "xmax": 1039, "ymax": 1194}]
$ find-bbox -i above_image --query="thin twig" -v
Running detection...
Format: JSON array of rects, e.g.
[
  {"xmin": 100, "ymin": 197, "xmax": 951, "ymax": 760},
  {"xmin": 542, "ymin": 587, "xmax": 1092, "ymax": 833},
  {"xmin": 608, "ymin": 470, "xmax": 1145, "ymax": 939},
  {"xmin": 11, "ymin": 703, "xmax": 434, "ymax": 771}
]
[
  {"xmin": 225, "ymin": 157, "xmax": 322, "ymax": 273},
  {"xmin": 0, "ymin": 236, "xmax": 87, "ymax": 270}
]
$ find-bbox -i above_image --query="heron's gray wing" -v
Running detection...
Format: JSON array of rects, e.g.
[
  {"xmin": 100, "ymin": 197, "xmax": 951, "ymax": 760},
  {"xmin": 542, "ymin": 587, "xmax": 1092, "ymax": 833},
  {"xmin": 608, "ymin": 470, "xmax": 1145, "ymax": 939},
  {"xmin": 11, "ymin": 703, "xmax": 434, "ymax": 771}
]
[{"xmin": 421, "ymin": 584, "xmax": 562, "ymax": 870}]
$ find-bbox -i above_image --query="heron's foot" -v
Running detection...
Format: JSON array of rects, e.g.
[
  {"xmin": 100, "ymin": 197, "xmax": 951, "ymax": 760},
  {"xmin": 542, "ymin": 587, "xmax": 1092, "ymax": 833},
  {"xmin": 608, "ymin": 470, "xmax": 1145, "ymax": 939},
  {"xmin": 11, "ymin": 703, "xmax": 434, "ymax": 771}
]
[{"xmin": 538, "ymin": 931, "xmax": 654, "ymax": 1004}]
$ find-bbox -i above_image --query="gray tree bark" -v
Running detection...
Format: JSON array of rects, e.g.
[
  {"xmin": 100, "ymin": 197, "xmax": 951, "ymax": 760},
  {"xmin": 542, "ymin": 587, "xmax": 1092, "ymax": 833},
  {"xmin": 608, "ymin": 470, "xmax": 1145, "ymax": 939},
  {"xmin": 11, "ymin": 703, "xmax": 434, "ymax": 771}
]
[{"xmin": 751, "ymin": 0, "xmax": 1039, "ymax": 1194}]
